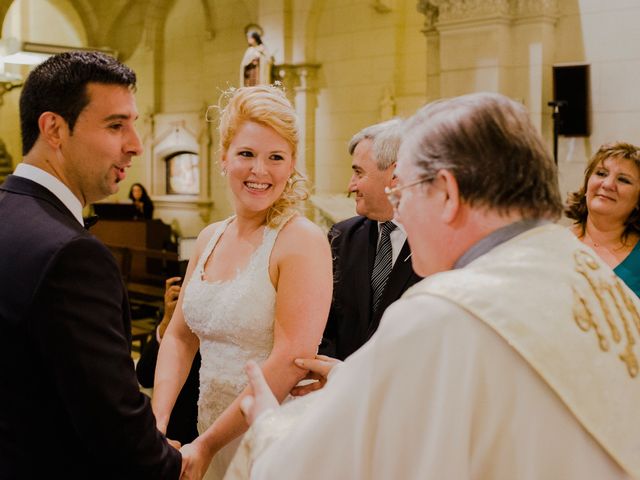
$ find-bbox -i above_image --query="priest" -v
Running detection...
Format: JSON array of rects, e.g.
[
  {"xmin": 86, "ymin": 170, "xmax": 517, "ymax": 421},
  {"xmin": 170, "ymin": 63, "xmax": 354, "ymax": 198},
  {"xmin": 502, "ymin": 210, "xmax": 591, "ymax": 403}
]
[{"xmin": 227, "ymin": 92, "xmax": 639, "ymax": 480}]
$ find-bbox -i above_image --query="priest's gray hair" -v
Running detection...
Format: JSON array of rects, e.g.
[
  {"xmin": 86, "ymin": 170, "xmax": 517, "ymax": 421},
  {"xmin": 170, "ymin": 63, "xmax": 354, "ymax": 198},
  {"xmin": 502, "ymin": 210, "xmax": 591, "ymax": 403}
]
[{"xmin": 401, "ymin": 92, "xmax": 563, "ymax": 220}]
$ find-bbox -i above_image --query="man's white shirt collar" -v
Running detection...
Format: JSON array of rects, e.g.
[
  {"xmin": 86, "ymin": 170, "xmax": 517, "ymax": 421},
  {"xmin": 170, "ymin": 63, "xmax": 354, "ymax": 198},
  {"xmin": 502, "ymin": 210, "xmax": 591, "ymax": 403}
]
[
  {"xmin": 13, "ymin": 163, "xmax": 84, "ymax": 226},
  {"xmin": 376, "ymin": 218, "xmax": 406, "ymax": 235},
  {"xmin": 389, "ymin": 218, "xmax": 405, "ymax": 235}
]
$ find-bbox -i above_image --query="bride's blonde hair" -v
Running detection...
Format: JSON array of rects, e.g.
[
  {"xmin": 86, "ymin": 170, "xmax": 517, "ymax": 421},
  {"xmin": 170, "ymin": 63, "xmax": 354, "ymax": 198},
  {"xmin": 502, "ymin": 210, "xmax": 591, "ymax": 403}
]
[{"xmin": 217, "ymin": 85, "xmax": 308, "ymax": 227}]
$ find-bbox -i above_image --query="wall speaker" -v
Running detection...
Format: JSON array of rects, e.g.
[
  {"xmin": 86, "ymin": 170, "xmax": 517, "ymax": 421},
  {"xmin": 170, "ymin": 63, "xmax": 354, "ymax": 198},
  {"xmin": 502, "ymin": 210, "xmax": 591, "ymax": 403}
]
[{"xmin": 552, "ymin": 65, "xmax": 590, "ymax": 136}]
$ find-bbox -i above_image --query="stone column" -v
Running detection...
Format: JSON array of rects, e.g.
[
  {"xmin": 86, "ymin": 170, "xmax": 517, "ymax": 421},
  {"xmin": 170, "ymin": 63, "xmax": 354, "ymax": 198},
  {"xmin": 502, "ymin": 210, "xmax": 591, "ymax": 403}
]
[
  {"xmin": 416, "ymin": 0, "xmax": 558, "ymax": 111},
  {"xmin": 511, "ymin": 0, "xmax": 559, "ymax": 140},
  {"xmin": 274, "ymin": 63, "xmax": 320, "ymax": 184},
  {"xmin": 417, "ymin": 0, "xmax": 441, "ymax": 101}
]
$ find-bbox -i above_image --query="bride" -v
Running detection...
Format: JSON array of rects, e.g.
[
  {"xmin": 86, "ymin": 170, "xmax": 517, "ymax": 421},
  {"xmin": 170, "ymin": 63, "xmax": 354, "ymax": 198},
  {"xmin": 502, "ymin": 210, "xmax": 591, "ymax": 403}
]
[{"xmin": 151, "ymin": 85, "xmax": 332, "ymax": 479}]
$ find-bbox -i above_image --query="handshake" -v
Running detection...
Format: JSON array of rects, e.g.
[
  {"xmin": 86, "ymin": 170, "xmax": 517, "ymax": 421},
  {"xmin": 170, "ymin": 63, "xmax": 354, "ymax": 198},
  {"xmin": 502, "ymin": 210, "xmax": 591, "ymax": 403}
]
[{"xmin": 166, "ymin": 355, "xmax": 341, "ymax": 479}]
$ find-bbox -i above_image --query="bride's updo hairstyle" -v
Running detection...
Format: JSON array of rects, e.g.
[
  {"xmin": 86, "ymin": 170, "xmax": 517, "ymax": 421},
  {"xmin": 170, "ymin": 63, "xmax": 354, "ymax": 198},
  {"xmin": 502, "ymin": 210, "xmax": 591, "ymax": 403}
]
[{"xmin": 217, "ymin": 85, "xmax": 308, "ymax": 227}]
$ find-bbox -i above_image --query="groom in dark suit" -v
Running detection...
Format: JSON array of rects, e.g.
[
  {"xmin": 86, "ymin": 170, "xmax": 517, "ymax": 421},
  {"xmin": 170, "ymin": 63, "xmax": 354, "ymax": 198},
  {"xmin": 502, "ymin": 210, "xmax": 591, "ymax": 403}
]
[
  {"xmin": 0, "ymin": 52, "xmax": 181, "ymax": 478},
  {"xmin": 320, "ymin": 120, "xmax": 422, "ymax": 360}
]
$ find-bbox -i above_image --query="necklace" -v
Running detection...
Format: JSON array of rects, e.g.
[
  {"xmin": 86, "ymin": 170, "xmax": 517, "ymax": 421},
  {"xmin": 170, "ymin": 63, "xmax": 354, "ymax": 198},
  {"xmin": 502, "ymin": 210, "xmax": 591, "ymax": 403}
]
[{"xmin": 585, "ymin": 230, "xmax": 626, "ymax": 252}]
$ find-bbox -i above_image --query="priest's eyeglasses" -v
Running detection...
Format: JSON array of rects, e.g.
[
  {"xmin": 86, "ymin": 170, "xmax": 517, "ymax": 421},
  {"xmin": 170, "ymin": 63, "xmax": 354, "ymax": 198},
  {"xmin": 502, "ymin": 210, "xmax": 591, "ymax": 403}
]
[{"xmin": 385, "ymin": 178, "xmax": 430, "ymax": 210}]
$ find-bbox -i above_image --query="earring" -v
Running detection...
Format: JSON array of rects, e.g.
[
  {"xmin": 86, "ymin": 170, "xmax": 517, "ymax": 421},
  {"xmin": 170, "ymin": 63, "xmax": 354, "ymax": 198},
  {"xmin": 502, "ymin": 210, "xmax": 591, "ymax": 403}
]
[{"xmin": 221, "ymin": 168, "xmax": 227, "ymax": 177}]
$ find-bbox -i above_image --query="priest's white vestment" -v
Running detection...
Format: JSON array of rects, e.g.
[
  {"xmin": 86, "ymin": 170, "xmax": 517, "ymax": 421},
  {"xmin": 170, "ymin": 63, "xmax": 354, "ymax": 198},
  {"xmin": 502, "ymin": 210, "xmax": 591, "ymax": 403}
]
[{"xmin": 227, "ymin": 225, "xmax": 638, "ymax": 480}]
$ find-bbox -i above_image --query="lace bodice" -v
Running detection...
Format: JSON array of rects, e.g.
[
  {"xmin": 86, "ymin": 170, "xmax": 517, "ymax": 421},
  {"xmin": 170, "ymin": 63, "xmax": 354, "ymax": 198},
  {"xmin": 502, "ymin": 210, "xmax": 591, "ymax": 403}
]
[{"xmin": 183, "ymin": 216, "xmax": 280, "ymax": 432}]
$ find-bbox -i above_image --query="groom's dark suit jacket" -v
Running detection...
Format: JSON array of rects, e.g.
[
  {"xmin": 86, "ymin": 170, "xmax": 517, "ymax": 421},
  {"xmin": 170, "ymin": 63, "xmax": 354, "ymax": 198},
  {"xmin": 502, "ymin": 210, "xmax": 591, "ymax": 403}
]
[
  {"xmin": 0, "ymin": 175, "xmax": 180, "ymax": 479},
  {"xmin": 320, "ymin": 215, "xmax": 422, "ymax": 360}
]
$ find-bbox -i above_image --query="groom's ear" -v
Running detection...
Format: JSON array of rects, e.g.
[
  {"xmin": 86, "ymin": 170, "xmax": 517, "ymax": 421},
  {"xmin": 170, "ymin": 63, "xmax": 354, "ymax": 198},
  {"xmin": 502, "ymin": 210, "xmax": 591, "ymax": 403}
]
[{"xmin": 38, "ymin": 111, "xmax": 68, "ymax": 150}]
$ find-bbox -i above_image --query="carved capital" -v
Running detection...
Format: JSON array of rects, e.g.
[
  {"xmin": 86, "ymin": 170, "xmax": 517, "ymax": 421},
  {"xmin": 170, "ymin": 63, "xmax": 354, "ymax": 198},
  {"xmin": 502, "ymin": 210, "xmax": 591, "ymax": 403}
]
[
  {"xmin": 294, "ymin": 65, "xmax": 321, "ymax": 93},
  {"xmin": 416, "ymin": 0, "xmax": 439, "ymax": 32},
  {"xmin": 420, "ymin": 0, "xmax": 557, "ymax": 27},
  {"xmin": 274, "ymin": 63, "xmax": 321, "ymax": 96},
  {"xmin": 512, "ymin": 0, "xmax": 558, "ymax": 19},
  {"xmin": 436, "ymin": 0, "xmax": 511, "ymax": 23}
]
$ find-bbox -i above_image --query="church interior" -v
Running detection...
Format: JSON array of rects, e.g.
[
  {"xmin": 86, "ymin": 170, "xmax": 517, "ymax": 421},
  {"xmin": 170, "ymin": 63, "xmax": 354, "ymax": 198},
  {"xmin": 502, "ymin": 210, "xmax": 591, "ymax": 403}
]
[
  {"xmin": 3, "ymin": 3, "xmax": 640, "ymax": 477},
  {"xmin": 1, "ymin": 0, "xmax": 639, "ymax": 335}
]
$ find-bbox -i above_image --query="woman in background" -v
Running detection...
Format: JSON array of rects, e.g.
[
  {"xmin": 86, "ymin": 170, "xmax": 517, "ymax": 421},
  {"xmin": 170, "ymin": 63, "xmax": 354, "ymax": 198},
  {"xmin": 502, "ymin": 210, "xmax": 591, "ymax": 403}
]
[
  {"xmin": 566, "ymin": 141, "xmax": 640, "ymax": 296},
  {"xmin": 152, "ymin": 85, "xmax": 332, "ymax": 479},
  {"xmin": 129, "ymin": 182, "xmax": 154, "ymax": 219}
]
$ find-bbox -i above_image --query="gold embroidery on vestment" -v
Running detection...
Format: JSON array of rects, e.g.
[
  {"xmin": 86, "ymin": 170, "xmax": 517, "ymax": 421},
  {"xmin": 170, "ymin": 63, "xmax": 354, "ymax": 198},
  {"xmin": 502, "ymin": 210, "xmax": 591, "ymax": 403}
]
[{"xmin": 573, "ymin": 250, "xmax": 640, "ymax": 378}]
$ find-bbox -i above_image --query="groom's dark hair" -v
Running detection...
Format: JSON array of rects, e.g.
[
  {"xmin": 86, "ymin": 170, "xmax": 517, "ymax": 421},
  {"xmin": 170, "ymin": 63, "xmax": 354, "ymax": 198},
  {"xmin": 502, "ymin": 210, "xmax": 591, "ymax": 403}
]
[{"xmin": 19, "ymin": 50, "xmax": 136, "ymax": 155}]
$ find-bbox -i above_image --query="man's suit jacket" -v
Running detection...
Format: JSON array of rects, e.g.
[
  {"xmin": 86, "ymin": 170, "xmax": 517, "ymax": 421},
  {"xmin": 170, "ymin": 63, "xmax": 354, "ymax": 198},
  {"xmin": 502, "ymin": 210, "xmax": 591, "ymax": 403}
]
[
  {"xmin": 0, "ymin": 175, "xmax": 180, "ymax": 479},
  {"xmin": 320, "ymin": 216, "xmax": 422, "ymax": 360}
]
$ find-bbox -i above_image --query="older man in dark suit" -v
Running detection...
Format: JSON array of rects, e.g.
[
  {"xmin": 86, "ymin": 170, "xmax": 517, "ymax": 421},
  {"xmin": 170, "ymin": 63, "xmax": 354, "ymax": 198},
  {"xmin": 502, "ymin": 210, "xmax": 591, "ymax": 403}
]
[
  {"xmin": 0, "ymin": 52, "xmax": 181, "ymax": 478},
  {"xmin": 320, "ymin": 120, "xmax": 422, "ymax": 360}
]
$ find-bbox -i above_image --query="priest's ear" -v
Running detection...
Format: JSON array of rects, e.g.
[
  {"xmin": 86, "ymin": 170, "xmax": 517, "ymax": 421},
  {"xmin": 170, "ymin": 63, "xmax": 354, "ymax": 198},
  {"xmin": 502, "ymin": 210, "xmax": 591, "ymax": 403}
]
[{"xmin": 437, "ymin": 169, "xmax": 461, "ymax": 224}]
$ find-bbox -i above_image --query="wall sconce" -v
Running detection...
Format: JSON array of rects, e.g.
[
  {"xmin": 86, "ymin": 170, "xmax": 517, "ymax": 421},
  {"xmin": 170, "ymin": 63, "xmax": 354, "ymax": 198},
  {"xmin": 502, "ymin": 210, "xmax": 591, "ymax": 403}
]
[{"xmin": 0, "ymin": 69, "xmax": 21, "ymax": 105}]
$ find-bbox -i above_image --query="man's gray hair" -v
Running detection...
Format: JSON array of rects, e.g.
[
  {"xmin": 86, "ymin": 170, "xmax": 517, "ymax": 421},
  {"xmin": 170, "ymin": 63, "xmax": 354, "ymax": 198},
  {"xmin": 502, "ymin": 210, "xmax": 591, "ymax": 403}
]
[
  {"xmin": 348, "ymin": 118, "xmax": 403, "ymax": 170},
  {"xmin": 401, "ymin": 92, "xmax": 563, "ymax": 220}
]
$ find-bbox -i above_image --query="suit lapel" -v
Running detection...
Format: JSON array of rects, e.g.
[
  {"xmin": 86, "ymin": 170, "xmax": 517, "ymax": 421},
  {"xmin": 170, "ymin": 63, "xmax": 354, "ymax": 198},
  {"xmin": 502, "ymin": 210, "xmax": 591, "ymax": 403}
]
[
  {"xmin": 351, "ymin": 219, "xmax": 377, "ymax": 331},
  {"xmin": 347, "ymin": 219, "xmax": 378, "ymax": 334}
]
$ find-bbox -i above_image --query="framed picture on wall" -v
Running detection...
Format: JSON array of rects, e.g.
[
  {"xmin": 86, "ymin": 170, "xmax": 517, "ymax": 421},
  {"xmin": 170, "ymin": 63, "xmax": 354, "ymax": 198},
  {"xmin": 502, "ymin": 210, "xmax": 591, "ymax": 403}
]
[{"xmin": 166, "ymin": 151, "xmax": 200, "ymax": 195}]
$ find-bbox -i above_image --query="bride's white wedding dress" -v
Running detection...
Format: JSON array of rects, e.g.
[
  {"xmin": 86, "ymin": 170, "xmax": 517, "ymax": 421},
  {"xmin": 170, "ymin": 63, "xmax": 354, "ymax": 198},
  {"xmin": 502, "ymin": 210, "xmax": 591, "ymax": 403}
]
[{"xmin": 183, "ymin": 216, "xmax": 283, "ymax": 479}]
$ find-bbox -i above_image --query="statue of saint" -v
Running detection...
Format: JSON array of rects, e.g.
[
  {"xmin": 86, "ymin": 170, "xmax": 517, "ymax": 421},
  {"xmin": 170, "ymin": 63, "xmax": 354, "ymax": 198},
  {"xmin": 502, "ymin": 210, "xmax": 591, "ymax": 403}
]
[{"xmin": 240, "ymin": 30, "xmax": 273, "ymax": 87}]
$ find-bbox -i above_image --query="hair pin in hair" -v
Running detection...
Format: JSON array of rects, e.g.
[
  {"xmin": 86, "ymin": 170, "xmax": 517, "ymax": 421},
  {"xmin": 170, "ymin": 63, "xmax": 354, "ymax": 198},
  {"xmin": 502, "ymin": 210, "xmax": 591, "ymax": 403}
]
[{"xmin": 206, "ymin": 83, "xmax": 238, "ymax": 123}]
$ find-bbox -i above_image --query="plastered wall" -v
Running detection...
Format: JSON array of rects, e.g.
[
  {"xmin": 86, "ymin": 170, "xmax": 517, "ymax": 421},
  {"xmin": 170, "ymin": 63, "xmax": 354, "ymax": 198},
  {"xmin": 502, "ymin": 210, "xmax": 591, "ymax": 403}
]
[{"xmin": 2, "ymin": 0, "xmax": 640, "ymax": 232}]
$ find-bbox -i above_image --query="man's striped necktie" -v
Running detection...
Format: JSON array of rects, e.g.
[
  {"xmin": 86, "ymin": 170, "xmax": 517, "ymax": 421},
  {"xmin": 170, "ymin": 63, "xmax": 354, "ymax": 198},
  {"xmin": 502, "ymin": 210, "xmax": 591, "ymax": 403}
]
[{"xmin": 371, "ymin": 221, "xmax": 397, "ymax": 315}]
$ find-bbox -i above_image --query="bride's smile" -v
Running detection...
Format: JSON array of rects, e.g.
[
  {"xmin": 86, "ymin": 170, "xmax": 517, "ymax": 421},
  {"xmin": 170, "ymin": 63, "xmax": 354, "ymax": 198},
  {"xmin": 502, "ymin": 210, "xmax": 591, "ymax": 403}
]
[{"xmin": 222, "ymin": 120, "xmax": 294, "ymax": 215}]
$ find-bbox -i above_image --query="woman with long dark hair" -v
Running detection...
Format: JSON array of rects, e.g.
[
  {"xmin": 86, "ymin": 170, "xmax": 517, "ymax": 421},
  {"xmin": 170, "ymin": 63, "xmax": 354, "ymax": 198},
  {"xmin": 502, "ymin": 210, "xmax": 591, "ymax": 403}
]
[{"xmin": 129, "ymin": 182, "xmax": 154, "ymax": 219}]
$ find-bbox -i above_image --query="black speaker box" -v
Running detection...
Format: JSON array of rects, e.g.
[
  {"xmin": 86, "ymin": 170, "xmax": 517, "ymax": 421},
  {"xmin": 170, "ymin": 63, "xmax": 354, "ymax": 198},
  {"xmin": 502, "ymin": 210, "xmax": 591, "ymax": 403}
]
[{"xmin": 552, "ymin": 65, "xmax": 590, "ymax": 136}]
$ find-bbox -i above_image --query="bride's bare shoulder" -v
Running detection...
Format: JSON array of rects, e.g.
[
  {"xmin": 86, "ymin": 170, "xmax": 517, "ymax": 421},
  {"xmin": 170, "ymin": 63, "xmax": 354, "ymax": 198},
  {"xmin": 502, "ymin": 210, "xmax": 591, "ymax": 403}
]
[
  {"xmin": 191, "ymin": 219, "xmax": 230, "ymax": 259},
  {"xmin": 278, "ymin": 215, "xmax": 326, "ymax": 245}
]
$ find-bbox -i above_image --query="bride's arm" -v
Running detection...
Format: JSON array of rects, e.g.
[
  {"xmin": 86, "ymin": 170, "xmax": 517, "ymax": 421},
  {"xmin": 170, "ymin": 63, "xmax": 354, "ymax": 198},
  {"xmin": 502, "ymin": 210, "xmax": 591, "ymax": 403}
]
[
  {"xmin": 187, "ymin": 216, "xmax": 333, "ymax": 465},
  {"xmin": 151, "ymin": 226, "xmax": 213, "ymax": 434}
]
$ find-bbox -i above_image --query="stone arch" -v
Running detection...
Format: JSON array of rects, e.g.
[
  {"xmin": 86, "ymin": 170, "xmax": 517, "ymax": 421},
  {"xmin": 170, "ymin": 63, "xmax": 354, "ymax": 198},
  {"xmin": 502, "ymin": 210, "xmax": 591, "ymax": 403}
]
[
  {"xmin": 104, "ymin": 0, "xmax": 152, "ymax": 61},
  {"xmin": 0, "ymin": 0, "xmax": 12, "ymax": 28},
  {"xmin": 1, "ymin": 0, "xmax": 90, "ymax": 46},
  {"xmin": 61, "ymin": 0, "xmax": 97, "ymax": 45},
  {"xmin": 143, "ymin": 0, "xmax": 177, "ymax": 51}
]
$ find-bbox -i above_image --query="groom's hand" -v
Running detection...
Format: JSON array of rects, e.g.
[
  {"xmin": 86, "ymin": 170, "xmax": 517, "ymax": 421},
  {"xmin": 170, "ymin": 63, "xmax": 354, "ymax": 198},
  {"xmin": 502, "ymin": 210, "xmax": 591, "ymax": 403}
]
[
  {"xmin": 239, "ymin": 360, "xmax": 279, "ymax": 426},
  {"xmin": 179, "ymin": 441, "xmax": 211, "ymax": 480},
  {"xmin": 167, "ymin": 438, "xmax": 182, "ymax": 450},
  {"xmin": 290, "ymin": 354, "xmax": 340, "ymax": 397}
]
